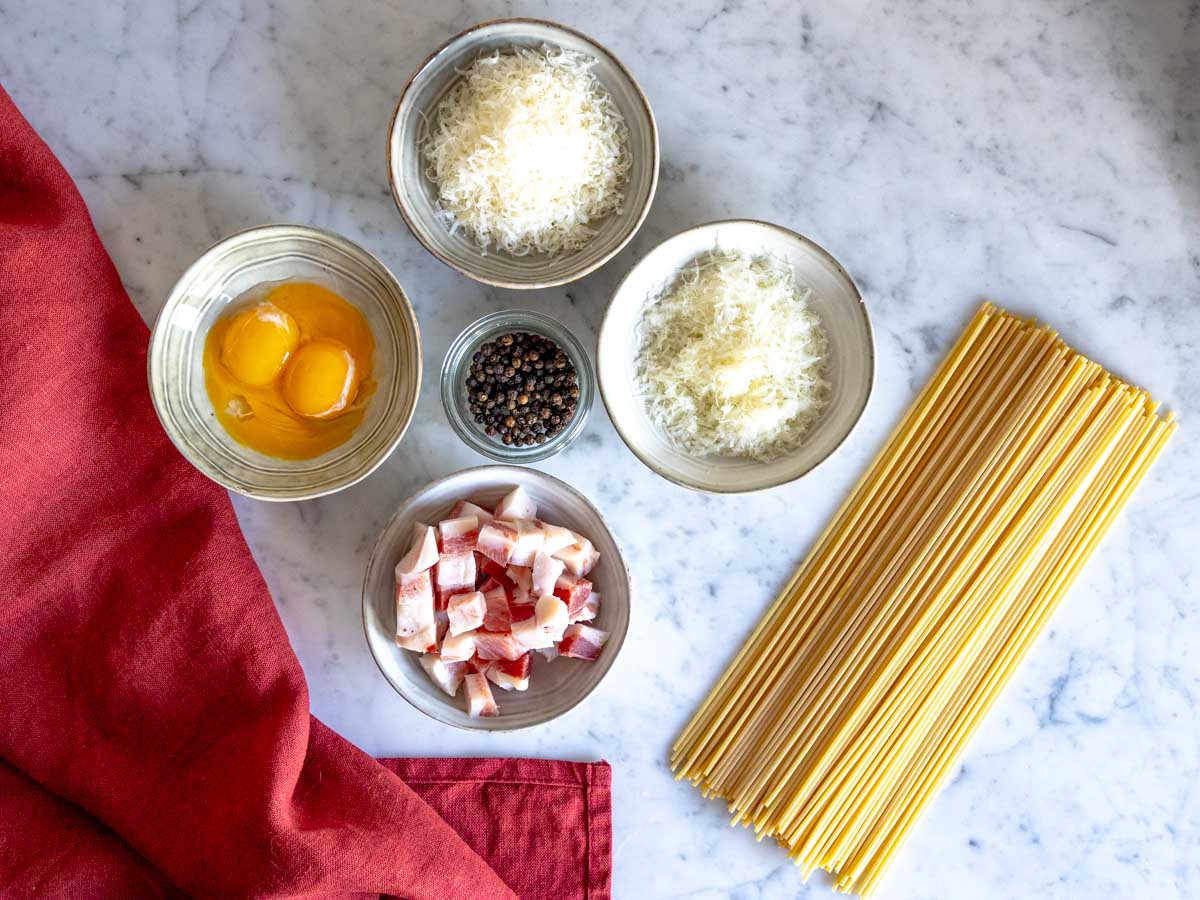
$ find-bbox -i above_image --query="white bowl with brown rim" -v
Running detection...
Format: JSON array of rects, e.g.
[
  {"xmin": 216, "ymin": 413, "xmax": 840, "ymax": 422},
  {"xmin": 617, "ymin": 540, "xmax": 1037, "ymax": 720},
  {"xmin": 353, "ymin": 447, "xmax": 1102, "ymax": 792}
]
[
  {"xmin": 362, "ymin": 466, "xmax": 631, "ymax": 731},
  {"xmin": 386, "ymin": 18, "xmax": 659, "ymax": 289},
  {"xmin": 597, "ymin": 219, "xmax": 875, "ymax": 493}
]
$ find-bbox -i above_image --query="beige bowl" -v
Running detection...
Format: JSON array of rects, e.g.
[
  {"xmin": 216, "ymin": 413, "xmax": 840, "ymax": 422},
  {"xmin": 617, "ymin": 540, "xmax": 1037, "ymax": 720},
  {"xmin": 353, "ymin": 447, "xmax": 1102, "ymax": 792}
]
[
  {"xmin": 147, "ymin": 224, "xmax": 421, "ymax": 501},
  {"xmin": 387, "ymin": 17, "xmax": 659, "ymax": 289},
  {"xmin": 597, "ymin": 220, "xmax": 874, "ymax": 493},
  {"xmin": 362, "ymin": 466, "xmax": 630, "ymax": 731}
]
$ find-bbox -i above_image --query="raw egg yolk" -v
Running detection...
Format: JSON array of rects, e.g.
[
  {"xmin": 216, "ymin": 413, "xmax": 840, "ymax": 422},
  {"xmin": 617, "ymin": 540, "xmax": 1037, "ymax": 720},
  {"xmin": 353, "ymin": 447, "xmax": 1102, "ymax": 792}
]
[
  {"xmin": 283, "ymin": 340, "xmax": 360, "ymax": 419},
  {"xmin": 219, "ymin": 303, "xmax": 300, "ymax": 387}
]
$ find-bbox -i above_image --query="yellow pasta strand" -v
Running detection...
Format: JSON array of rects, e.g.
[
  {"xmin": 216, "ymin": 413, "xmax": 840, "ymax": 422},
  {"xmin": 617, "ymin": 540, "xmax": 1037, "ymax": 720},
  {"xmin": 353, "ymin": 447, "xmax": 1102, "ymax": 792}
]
[{"xmin": 670, "ymin": 303, "xmax": 1175, "ymax": 897}]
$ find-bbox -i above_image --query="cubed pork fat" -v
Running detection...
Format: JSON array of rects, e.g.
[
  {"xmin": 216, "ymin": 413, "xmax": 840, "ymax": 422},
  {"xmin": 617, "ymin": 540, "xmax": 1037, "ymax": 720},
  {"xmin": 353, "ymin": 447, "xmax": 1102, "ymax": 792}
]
[
  {"xmin": 535, "ymin": 594, "xmax": 570, "ymax": 642},
  {"xmin": 540, "ymin": 523, "xmax": 577, "ymax": 556},
  {"xmin": 450, "ymin": 500, "xmax": 494, "ymax": 522},
  {"xmin": 466, "ymin": 654, "xmax": 494, "ymax": 677},
  {"xmin": 438, "ymin": 515, "xmax": 479, "ymax": 554},
  {"xmin": 472, "ymin": 630, "xmax": 528, "ymax": 661},
  {"xmin": 511, "ymin": 613, "xmax": 555, "ymax": 650},
  {"xmin": 494, "ymin": 485, "xmax": 536, "ymax": 521},
  {"xmin": 506, "ymin": 564, "xmax": 533, "ymax": 605},
  {"xmin": 395, "ymin": 570, "xmax": 436, "ymax": 652},
  {"xmin": 486, "ymin": 652, "xmax": 532, "ymax": 691},
  {"xmin": 479, "ymin": 558, "xmax": 515, "ymax": 588},
  {"xmin": 558, "ymin": 624, "xmax": 609, "ymax": 661},
  {"xmin": 439, "ymin": 629, "xmax": 476, "ymax": 664},
  {"xmin": 570, "ymin": 591, "xmax": 600, "ymax": 624},
  {"xmin": 435, "ymin": 550, "xmax": 476, "ymax": 595},
  {"xmin": 395, "ymin": 523, "xmax": 439, "ymax": 575},
  {"xmin": 531, "ymin": 550, "xmax": 566, "ymax": 598},
  {"xmin": 509, "ymin": 601, "xmax": 536, "ymax": 623},
  {"xmin": 447, "ymin": 590, "xmax": 486, "ymax": 636},
  {"xmin": 508, "ymin": 519, "xmax": 546, "ymax": 567},
  {"xmin": 536, "ymin": 645, "xmax": 560, "ymax": 663},
  {"xmin": 553, "ymin": 538, "xmax": 599, "ymax": 577},
  {"xmin": 435, "ymin": 609, "xmax": 450, "ymax": 643},
  {"xmin": 553, "ymin": 572, "xmax": 593, "ymax": 618},
  {"xmin": 476, "ymin": 520, "xmax": 519, "ymax": 566},
  {"xmin": 419, "ymin": 653, "xmax": 466, "ymax": 697},
  {"xmin": 480, "ymin": 582, "xmax": 512, "ymax": 633},
  {"xmin": 464, "ymin": 674, "xmax": 499, "ymax": 717}
]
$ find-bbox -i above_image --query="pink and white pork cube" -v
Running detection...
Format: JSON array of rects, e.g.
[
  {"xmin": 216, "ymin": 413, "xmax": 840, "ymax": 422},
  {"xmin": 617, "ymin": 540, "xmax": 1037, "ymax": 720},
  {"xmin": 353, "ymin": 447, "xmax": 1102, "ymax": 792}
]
[{"xmin": 393, "ymin": 486, "xmax": 610, "ymax": 718}]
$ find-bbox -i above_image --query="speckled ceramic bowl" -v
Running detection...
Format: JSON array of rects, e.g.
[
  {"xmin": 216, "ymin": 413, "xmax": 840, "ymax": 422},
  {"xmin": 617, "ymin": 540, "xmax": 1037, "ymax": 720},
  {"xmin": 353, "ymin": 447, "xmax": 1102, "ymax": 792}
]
[
  {"xmin": 387, "ymin": 17, "xmax": 659, "ymax": 289},
  {"xmin": 148, "ymin": 224, "xmax": 421, "ymax": 501},
  {"xmin": 362, "ymin": 466, "xmax": 630, "ymax": 731},
  {"xmin": 598, "ymin": 220, "xmax": 874, "ymax": 493}
]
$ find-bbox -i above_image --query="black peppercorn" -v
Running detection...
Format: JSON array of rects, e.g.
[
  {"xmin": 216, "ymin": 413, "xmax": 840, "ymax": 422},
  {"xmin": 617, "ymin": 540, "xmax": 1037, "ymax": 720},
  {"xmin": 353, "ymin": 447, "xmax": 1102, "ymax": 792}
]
[{"xmin": 464, "ymin": 329, "xmax": 580, "ymax": 447}]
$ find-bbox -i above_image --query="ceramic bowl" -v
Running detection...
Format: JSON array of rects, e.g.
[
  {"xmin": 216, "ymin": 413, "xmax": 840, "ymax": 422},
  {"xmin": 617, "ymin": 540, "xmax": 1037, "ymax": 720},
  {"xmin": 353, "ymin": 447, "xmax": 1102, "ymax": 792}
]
[
  {"xmin": 148, "ymin": 224, "xmax": 421, "ymax": 501},
  {"xmin": 597, "ymin": 220, "xmax": 874, "ymax": 493},
  {"xmin": 387, "ymin": 17, "xmax": 659, "ymax": 289},
  {"xmin": 362, "ymin": 466, "xmax": 630, "ymax": 731}
]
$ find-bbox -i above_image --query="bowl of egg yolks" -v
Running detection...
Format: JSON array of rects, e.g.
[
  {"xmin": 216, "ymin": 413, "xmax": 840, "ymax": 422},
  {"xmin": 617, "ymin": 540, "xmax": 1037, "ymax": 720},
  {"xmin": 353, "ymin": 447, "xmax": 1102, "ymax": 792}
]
[{"xmin": 149, "ymin": 224, "xmax": 421, "ymax": 501}]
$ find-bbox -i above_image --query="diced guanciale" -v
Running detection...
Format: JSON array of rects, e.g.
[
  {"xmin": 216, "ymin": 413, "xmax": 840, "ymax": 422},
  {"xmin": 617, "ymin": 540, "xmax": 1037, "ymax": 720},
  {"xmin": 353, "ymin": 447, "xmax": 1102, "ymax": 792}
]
[
  {"xmin": 487, "ymin": 652, "xmax": 532, "ymax": 691},
  {"xmin": 531, "ymin": 550, "xmax": 566, "ymax": 598},
  {"xmin": 494, "ymin": 486, "xmax": 536, "ymax": 521},
  {"xmin": 439, "ymin": 629, "xmax": 476, "ymax": 664},
  {"xmin": 396, "ymin": 569, "xmax": 436, "ymax": 652},
  {"xmin": 535, "ymin": 594, "xmax": 569, "ymax": 642},
  {"xmin": 396, "ymin": 523, "xmax": 438, "ymax": 575},
  {"xmin": 472, "ymin": 630, "xmax": 528, "ymax": 661},
  {"xmin": 508, "ymin": 519, "xmax": 546, "ymax": 566},
  {"xmin": 558, "ymin": 624, "xmax": 609, "ymax": 661},
  {"xmin": 438, "ymin": 515, "xmax": 479, "ymax": 554},
  {"xmin": 554, "ymin": 538, "xmax": 599, "ymax": 577},
  {"xmin": 476, "ymin": 520, "xmax": 519, "ymax": 565},
  {"xmin": 447, "ymin": 590, "xmax": 486, "ymax": 636},
  {"xmin": 570, "ymin": 591, "xmax": 600, "ymax": 624},
  {"xmin": 450, "ymin": 500, "xmax": 494, "ymax": 522},
  {"xmin": 395, "ymin": 486, "xmax": 606, "ymax": 717},
  {"xmin": 480, "ymin": 581, "xmax": 512, "ymax": 632},
  {"xmin": 553, "ymin": 572, "xmax": 592, "ymax": 618},
  {"xmin": 419, "ymin": 653, "xmax": 466, "ymax": 697},
  {"xmin": 540, "ymin": 523, "xmax": 577, "ymax": 556},
  {"xmin": 465, "ymin": 674, "xmax": 499, "ymax": 717},
  {"xmin": 436, "ymin": 550, "xmax": 476, "ymax": 595}
]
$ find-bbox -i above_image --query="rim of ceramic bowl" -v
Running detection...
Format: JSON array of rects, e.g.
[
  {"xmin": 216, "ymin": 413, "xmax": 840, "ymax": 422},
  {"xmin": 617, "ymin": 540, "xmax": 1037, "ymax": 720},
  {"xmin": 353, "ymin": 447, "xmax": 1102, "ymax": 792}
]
[
  {"xmin": 147, "ymin": 223, "xmax": 422, "ymax": 502},
  {"xmin": 597, "ymin": 218, "xmax": 876, "ymax": 494},
  {"xmin": 360, "ymin": 464, "xmax": 631, "ymax": 731},
  {"xmin": 439, "ymin": 309, "xmax": 595, "ymax": 462},
  {"xmin": 386, "ymin": 16, "xmax": 661, "ymax": 290}
]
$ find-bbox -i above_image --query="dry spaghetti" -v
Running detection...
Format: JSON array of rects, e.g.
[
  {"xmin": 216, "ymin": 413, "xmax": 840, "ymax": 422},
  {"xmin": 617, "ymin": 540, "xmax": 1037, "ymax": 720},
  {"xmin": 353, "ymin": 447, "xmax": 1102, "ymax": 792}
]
[{"xmin": 671, "ymin": 303, "xmax": 1175, "ymax": 897}]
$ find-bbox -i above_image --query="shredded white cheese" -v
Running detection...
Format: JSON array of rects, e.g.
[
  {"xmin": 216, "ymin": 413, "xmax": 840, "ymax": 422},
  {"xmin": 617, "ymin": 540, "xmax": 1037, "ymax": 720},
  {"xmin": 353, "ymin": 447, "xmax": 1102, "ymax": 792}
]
[
  {"xmin": 420, "ymin": 45, "xmax": 631, "ymax": 257},
  {"xmin": 634, "ymin": 251, "xmax": 830, "ymax": 462}
]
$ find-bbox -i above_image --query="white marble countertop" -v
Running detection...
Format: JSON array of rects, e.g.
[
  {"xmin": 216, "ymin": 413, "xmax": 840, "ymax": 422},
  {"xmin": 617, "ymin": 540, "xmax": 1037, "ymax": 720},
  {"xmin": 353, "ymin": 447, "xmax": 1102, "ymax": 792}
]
[{"xmin": 4, "ymin": 1, "xmax": 1197, "ymax": 897}]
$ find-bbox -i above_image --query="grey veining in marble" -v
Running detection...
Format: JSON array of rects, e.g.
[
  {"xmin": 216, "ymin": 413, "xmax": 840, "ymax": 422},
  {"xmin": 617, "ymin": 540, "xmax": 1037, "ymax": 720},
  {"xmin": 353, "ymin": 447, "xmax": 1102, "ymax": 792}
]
[{"xmin": 3, "ymin": 1, "xmax": 1197, "ymax": 897}]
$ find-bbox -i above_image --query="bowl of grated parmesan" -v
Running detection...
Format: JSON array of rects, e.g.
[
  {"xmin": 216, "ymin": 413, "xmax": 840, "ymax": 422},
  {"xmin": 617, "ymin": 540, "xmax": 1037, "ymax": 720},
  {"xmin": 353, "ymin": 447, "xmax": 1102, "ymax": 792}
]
[
  {"xmin": 597, "ymin": 220, "xmax": 874, "ymax": 493},
  {"xmin": 387, "ymin": 18, "xmax": 659, "ymax": 289}
]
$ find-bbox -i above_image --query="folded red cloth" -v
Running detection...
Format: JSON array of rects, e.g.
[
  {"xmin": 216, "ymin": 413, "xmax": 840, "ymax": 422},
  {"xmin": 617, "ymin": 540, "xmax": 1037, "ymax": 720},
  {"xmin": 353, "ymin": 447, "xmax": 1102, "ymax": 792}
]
[{"xmin": 0, "ymin": 85, "xmax": 611, "ymax": 899}]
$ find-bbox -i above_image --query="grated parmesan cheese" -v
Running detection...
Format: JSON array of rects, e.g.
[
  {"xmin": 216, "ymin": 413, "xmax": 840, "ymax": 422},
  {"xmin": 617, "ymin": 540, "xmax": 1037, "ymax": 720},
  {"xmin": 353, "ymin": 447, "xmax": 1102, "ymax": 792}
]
[
  {"xmin": 420, "ymin": 45, "xmax": 631, "ymax": 257},
  {"xmin": 634, "ymin": 251, "xmax": 830, "ymax": 462}
]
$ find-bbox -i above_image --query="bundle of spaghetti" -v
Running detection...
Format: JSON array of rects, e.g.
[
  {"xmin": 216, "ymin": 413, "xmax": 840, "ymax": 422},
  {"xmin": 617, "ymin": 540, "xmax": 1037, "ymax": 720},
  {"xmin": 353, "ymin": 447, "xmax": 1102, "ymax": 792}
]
[{"xmin": 670, "ymin": 303, "xmax": 1175, "ymax": 897}]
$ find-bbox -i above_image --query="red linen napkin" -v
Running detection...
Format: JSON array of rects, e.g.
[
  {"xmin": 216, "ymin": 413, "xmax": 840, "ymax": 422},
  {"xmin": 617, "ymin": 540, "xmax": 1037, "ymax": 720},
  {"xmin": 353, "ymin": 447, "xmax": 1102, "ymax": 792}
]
[{"xmin": 0, "ymin": 84, "xmax": 611, "ymax": 899}]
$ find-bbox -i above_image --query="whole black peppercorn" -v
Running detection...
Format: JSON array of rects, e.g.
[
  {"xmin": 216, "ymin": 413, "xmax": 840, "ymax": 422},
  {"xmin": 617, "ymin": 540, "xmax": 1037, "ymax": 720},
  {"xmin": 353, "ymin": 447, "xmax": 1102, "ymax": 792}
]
[{"xmin": 464, "ymin": 329, "xmax": 580, "ymax": 447}]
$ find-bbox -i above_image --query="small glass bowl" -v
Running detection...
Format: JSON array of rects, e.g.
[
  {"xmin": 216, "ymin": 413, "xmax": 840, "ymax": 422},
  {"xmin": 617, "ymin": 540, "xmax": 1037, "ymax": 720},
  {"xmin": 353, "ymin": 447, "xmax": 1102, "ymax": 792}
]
[{"xmin": 441, "ymin": 310, "xmax": 594, "ymax": 462}]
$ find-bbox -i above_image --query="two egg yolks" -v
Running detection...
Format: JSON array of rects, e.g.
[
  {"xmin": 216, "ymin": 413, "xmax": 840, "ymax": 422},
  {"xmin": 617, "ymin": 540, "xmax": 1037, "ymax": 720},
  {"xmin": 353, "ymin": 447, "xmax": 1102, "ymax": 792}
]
[{"xmin": 203, "ymin": 283, "xmax": 374, "ymax": 459}]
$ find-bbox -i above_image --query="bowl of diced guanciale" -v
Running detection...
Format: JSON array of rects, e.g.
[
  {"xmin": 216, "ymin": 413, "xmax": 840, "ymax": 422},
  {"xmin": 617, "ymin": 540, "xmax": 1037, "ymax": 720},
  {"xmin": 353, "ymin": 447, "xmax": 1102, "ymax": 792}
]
[{"xmin": 362, "ymin": 466, "xmax": 630, "ymax": 730}]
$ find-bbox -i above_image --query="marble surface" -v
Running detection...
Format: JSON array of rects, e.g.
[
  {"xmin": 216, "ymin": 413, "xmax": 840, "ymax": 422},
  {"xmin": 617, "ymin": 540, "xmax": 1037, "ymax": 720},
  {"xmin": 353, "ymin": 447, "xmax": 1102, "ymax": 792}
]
[{"xmin": 3, "ymin": 0, "xmax": 1197, "ymax": 896}]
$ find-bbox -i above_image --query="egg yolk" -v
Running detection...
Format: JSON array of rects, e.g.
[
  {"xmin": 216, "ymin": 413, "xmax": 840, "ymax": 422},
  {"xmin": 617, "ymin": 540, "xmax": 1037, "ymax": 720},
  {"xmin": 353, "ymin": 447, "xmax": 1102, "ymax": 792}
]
[
  {"xmin": 283, "ymin": 340, "xmax": 361, "ymax": 419},
  {"xmin": 203, "ymin": 281, "xmax": 375, "ymax": 460},
  {"xmin": 219, "ymin": 303, "xmax": 300, "ymax": 386}
]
